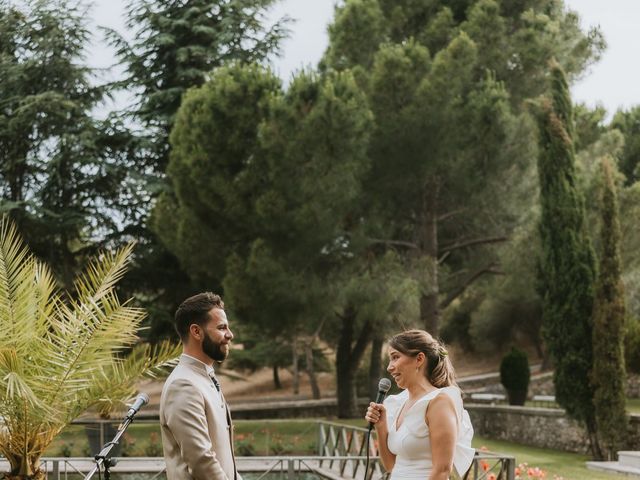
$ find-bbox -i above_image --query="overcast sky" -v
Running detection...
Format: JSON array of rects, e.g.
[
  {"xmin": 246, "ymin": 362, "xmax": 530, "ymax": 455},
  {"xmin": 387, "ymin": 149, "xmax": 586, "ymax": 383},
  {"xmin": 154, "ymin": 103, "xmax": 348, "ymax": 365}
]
[{"xmin": 88, "ymin": 0, "xmax": 640, "ymax": 118}]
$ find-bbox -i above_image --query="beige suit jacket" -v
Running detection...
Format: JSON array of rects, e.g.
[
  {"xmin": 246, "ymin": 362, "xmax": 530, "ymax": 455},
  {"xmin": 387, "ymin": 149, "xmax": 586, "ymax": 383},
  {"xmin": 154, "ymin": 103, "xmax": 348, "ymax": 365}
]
[{"xmin": 160, "ymin": 355, "xmax": 237, "ymax": 480}]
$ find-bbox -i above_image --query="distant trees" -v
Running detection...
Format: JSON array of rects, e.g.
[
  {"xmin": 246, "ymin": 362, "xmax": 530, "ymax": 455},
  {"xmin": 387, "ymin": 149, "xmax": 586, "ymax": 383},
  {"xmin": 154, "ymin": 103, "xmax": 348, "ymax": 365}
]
[
  {"xmin": 3, "ymin": 0, "xmax": 640, "ymax": 433},
  {"xmin": 0, "ymin": 0, "xmax": 130, "ymax": 289},
  {"xmin": 322, "ymin": 0, "xmax": 604, "ymax": 336},
  {"xmin": 104, "ymin": 0, "xmax": 289, "ymax": 340}
]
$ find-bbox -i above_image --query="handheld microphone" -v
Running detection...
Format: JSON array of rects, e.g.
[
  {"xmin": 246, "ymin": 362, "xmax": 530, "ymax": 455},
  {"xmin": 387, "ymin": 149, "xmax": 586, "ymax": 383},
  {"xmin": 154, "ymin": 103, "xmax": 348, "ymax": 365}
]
[
  {"xmin": 125, "ymin": 393, "xmax": 149, "ymax": 419},
  {"xmin": 368, "ymin": 378, "xmax": 392, "ymax": 431}
]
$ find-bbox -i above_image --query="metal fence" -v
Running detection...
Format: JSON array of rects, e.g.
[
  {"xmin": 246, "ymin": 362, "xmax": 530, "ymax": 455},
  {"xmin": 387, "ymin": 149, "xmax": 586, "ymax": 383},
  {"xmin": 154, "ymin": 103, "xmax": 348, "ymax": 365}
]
[
  {"xmin": 31, "ymin": 419, "xmax": 515, "ymax": 480},
  {"xmin": 315, "ymin": 421, "xmax": 515, "ymax": 480}
]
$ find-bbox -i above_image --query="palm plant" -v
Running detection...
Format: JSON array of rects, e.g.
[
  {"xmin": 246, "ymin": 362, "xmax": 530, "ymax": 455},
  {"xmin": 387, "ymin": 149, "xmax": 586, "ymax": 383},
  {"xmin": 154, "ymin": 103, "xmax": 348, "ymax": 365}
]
[{"xmin": 0, "ymin": 218, "xmax": 180, "ymax": 479}]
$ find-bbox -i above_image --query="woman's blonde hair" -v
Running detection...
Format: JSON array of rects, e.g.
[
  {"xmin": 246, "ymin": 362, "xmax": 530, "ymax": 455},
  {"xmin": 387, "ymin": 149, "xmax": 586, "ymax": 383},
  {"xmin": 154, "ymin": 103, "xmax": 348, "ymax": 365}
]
[{"xmin": 389, "ymin": 329, "xmax": 457, "ymax": 388}]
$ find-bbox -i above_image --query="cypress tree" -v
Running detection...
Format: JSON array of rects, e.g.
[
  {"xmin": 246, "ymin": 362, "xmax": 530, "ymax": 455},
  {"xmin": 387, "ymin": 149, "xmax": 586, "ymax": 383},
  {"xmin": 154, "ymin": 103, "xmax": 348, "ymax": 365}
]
[
  {"xmin": 592, "ymin": 158, "xmax": 628, "ymax": 460},
  {"xmin": 535, "ymin": 61, "xmax": 600, "ymax": 455}
]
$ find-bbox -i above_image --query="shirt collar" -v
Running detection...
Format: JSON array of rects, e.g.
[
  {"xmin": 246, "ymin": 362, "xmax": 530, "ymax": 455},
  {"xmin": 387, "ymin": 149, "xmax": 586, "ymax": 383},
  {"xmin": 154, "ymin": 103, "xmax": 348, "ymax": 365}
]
[{"xmin": 181, "ymin": 353, "xmax": 215, "ymax": 376}]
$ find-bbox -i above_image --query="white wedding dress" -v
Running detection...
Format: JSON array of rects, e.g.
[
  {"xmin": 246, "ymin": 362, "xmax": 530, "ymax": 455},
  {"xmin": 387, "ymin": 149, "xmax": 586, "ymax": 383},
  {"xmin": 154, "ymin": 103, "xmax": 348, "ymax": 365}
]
[{"xmin": 384, "ymin": 386, "xmax": 475, "ymax": 479}]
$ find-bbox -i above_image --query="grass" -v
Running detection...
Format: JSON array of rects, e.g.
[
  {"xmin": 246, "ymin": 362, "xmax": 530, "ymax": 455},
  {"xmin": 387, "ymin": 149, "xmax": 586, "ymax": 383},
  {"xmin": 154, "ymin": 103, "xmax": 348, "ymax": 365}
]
[
  {"xmin": 473, "ymin": 436, "xmax": 623, "ymax": 480},
  {"xmin": 627, "ymin": 398, "xmax": 640, "ymax": 414}
]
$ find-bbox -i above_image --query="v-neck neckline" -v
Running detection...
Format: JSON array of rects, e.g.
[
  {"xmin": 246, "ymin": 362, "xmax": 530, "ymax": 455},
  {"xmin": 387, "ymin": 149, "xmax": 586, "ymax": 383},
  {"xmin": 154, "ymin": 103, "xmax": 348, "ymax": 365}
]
[{"xmin": 394, "ymin": 389, "xmax": 439, "ymax": 431}]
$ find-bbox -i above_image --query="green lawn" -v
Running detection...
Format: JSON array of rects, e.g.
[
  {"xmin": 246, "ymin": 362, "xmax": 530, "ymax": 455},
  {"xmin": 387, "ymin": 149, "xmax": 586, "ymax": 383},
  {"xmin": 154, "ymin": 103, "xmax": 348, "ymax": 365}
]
[
  {"xmin": 473, "ymin": 436, "xmax": 624, "ymax": 480},
  {"xmin": 627, "ymin": 398, "xmax": 640, "ymax": 414}
]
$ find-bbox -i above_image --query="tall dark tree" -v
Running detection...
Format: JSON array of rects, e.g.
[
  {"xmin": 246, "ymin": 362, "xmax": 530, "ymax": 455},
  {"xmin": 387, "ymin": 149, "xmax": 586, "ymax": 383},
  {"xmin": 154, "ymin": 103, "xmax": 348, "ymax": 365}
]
[
  {"xmin": 592, "ymin": 157, "xmax": 627, "ymax": 460},
  {"xmin": 107, "ymin": 0, "xmax": 288, "ymax": 339},
  {"xmin": 323, "ymin": 0, "xmax": 604, "ymax": 335},
  {"xmin": 611, "ymin": 107, "xmax": 640, "ymax": 185},
  {"xmin": 108, "ymin": 0, "xmax": 289, "ymax": 173},
  {"xmin": 535, "ymin": 61, "xmax": 599, "ymax": 455},
  {"xmin": 0, "ymin": 0, "xmax": 129, "ymax": 288}
]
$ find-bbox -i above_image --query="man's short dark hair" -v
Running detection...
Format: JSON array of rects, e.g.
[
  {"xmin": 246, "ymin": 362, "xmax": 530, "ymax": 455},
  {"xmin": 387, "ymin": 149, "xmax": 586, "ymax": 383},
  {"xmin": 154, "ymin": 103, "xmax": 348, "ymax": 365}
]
[{"xmin": 175, "ymin": 292, "xmax": 224, "ymax": 341}]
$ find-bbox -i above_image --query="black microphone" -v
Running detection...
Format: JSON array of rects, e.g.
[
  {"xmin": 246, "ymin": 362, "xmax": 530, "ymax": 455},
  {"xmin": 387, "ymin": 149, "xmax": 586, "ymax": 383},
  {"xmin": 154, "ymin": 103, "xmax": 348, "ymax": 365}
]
[
  {"xmin": 125, "ymin": 393, "xmax": 149, "ymax": 419},
  {"xmin": 368, "ymin": 378, "xmax": 392, "ymax": 431}
]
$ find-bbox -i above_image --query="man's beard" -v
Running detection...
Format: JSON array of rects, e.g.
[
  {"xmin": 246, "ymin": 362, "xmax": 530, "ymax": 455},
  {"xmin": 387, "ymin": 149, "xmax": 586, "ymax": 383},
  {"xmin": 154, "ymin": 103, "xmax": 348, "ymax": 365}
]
[{"xmin": 202, "ymin": 332, "xmax": 228, "ymax": 362}]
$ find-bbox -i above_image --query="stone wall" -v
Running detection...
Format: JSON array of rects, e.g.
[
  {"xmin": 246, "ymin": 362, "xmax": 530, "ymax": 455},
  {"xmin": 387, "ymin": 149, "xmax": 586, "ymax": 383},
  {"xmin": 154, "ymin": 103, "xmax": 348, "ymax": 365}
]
[
  {"xmin": 467, "ymin": 404, "xmax": 640, "ymax": 453},
  {"xmin": 462, "ymin": 371, "xmax": 639, "ymax": 398}
]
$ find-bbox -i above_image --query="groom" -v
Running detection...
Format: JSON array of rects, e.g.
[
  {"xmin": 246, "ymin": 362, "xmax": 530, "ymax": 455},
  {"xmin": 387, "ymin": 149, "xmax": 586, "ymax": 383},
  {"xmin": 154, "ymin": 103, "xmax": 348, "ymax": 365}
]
[{"xmin": 160, "ymin": 292, "xmax": 239, "ymax": 480}]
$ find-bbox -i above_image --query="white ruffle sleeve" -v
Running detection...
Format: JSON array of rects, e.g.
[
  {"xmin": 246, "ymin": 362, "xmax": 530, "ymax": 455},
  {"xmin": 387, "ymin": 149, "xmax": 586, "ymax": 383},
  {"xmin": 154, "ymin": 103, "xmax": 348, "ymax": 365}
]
[{"xmin": 440, "ymin": 387, "xmax": 475, "ymax": 476}]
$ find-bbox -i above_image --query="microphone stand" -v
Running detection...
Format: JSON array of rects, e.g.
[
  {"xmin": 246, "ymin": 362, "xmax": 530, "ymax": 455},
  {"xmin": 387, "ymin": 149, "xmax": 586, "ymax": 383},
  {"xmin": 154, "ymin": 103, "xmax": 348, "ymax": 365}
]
[{"xmin": 83, "ymin": 413, "xmax": 136, "ymax": 480}]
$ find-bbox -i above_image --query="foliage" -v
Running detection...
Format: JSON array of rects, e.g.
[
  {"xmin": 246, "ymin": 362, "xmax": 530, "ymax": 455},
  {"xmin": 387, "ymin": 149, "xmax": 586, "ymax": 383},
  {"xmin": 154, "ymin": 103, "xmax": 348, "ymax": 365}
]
[
  {"xmin": 473, "ymin": 435, "xmax": 621, "ymax": 480},
  {"xmin": 611, "ymin": 107, "xmax": 640, "ymax": 185},
  {"xmin": 322, "ymin": 0, "xmax": 604, "ymax": 336},
  {"xmin": 153, "ymin": 63, "xmax": 282, "ymax": 286},
  {"xmin": 441, "ymin": 305, "xmax": 474, "ymax": 352},
  {"xmin": 107, "ymin": 0, "xmax": 289, "ymax": 172},
  {"xmin": 106, "ymin": 0, "xmax": 289, "ymax": 341},
  {"xmin": 0, "ymin": 218, "xmax": 180, "ymax": 479},
  {"xmin": 534, "ymin": 61, "xmax": 598, "ymax": 449},
  {"xmin": 469, "ymin": 224, "xmax": 543, "ymax": 356},
  {"xmin": 157, "ymin": 61, "xmax": 387, "ymax": 416},
  {"xmin": 235, "ymin": 433, "xmax": 257, "ymax": 456},
  {"xmin": 0, "ymin": 0, "xmax": 133, "ymax": 289},
  {"xmin": 500, "ymin": 347, "xmax": 530, "ymax": 405},
  {"xmin": 592, "ymin": 158, "xmax": 628, "ymax": 460}
]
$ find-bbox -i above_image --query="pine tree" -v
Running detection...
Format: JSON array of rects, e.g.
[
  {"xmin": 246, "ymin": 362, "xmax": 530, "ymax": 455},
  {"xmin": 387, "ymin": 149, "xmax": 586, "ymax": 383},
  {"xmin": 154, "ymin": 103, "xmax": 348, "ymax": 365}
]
[
  {"xmin": 106, "ymin": 0, "xmax": 288, "ymax": 340},
  {"xmin": 592, "ymin": 158, "xmax": 628, "ymax": 460},
  {"xmin": 108, "ymin": 0, "xmax": 288, "ymax": 172},
  {"xmin": 322, "ymin": 0, "xmax": 605, "ymax": 335},
  {"xmin": 535, "ymin": 61, "xmax": 599, "ymax": 455},
  {"xmin": 0, "ymin": 0, "xmax": 129, "ymax": 288}
]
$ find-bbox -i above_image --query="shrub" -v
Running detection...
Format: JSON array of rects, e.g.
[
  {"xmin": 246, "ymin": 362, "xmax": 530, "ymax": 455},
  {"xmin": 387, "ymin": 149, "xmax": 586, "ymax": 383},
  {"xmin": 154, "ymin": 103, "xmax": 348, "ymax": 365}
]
[
  {"xmin": 500, "ymin": 347, "xmax": 530, "ymax": 405},
  {"xmin": 121, "ymin": 433, "xmax": 137, "ymax": 457},
  {"xmin": 59, "ymin": 443, "xmax": 73, "ymax": 458},
  {"xmin": 235, "ymin": 433, "xmax": 256, "ymax": 456},
  {"xmin": 144, "ymin": 432, "xmax": 163, "ymax": 457},
  {"xmin": 269, "ymin": 434, "xmax": 293, "ymax": 455}
]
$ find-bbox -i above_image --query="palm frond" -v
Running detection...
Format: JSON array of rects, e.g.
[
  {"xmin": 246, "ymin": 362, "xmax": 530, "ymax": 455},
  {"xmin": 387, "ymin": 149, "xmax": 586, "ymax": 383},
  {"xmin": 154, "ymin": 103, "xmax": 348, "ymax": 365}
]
[
  {"xmin": 72, "ymin": 243, "xmax": 135, "ymax": 308},
  {"xmin": 81, "ymin": 340, "xmax": 180, "ymax": 419},
  {"xmin": 0, "ymin": 218, "xmax": 41, "ymax": 354},
  {"xmin": 0, "ymin": 220, "xmax": 178, "ymax": 476}
]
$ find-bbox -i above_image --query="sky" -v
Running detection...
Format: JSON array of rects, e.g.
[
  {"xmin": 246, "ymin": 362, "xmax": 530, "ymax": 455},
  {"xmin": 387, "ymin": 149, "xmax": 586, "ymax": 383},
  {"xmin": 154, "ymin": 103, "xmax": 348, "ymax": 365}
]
[{"xmin": 88, "ymin": 0, "xmax": 640, "ymax": 118}]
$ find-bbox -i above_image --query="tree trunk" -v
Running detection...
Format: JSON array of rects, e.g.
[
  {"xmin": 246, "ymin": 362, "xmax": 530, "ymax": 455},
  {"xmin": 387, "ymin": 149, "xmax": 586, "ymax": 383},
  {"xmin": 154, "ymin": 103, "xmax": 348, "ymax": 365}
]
[
  {"xmin": 292, "ymin": 337, "xmax": 299, "ymax": 395},
  {"xmin": 272, "ymin": 365, "xmax": 282, "ymax": 389},
  {"xmin": 305, "ymin": 342, "xmax": 320, "ymax": 399},
  {"xmin": 368, "ymin": 334, "xmax": 384, "ymax": 400},
  {"xmin": 587, "ymin": 419, "xmax": 604, "ymax": 460},
  {"xmin": 420, "ymin": 182, "xmax": 440, "ymax": 335},
  {"xmin": 336, "ymin": 305, "xmax": 372, "ymax": 418}
]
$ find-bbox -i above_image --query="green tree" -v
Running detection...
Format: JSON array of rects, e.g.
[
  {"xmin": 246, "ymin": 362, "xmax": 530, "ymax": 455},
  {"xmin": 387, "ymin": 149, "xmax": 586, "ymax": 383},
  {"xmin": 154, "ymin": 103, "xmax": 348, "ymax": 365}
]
[
  {"xmin": 534, "ymin": 61, "xmax": 599, "ymax": 455},
  {"xmin": 0, "ymin": 0, "xmax": 130, "ymax": 289},
  {"xmin": 153, "ymin": 63, "xmax": 282, "ymax": 285},
  {"xmin": 323, "ymin": 0, "xmax": 604, "ymax": 336},
  {"xmin": 592, "ymin": 158, "xmax": 627, "ymax": 460},
  {"xmin": 107, "ymin": 0, "xmax": 289, "ymax": 340},
  {"xmin": 0, "ymin": 218, "xmax": 179, "ymax": 479},
  {"xmin": 328, "ymin": 252, "xmax": 419, "ymax": 416},
  {"xmin": 108, "ymin": 0, "xmax": 289, "ymax": 173},
  {"xmin": 611, "ymin": 107, "xmax": 640, "ymax": 185},
  {"xmin": 157, "ymin": 63, "xmax": 390, "ymax": 415}
]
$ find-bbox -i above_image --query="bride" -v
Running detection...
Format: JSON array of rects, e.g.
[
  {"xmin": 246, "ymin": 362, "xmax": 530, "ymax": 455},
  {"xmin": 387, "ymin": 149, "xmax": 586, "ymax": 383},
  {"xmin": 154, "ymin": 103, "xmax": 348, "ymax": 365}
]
[{"xmin": 365, "ymin": 329, "xmax": 475, "ymax": 480}]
